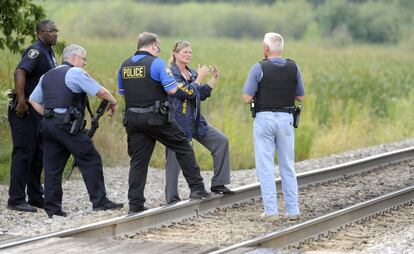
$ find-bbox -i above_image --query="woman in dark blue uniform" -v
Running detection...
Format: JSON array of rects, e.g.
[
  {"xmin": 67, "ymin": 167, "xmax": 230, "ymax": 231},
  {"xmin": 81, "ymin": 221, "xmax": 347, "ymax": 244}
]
[{"xmin": 165, "ymin": 41, "xmax": 234, "ymax": 205}]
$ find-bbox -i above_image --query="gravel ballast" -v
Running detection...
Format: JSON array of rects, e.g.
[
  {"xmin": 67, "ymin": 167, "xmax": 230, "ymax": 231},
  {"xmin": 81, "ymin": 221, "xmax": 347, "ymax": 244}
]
[{"xmin": 1, "ymin": 139, "xmax": 414, "ymax": 253}]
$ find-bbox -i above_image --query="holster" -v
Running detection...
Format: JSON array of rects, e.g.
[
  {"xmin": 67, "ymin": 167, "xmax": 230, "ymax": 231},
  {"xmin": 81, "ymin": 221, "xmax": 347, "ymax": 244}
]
[
  {"xmin": 155, "ymin": 100, "xmax": 174, "ymax": 123},
  {"xmin": 44, "ymin": 109, "xmax": 55, "ymax": 119},
  {"xmin": 64, "ymin": 106, "xmax": 85, "ymax": 134},
  {"xmin": 6, "ymin": 89, "xmax": 17, "ymax": 110},
  {"xmin": 250, "ymin": 100, "xmax": 256, "ymax": 118},
  {"xmin": 293, "ymin": 104, "xmax": 302, "ymax": 128}
]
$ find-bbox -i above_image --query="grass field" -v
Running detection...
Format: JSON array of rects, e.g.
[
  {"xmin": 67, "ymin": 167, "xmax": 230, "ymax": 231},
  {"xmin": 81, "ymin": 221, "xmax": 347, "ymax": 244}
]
[
  {"xmin": 1, "ymin": 36, "xmax": 414, "ymax": 183},
  {"xmin": 0, "ymin": 0, "xmax": 414, "ymax": 183}
]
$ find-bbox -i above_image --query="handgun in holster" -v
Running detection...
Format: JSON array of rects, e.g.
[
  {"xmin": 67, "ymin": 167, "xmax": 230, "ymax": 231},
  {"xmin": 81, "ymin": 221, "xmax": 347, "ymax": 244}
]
[
  {"xmin": 250, "ymin": 98, "xmax": 256, "ymax": 118},
  {"xmin": 64, "ymin": 106, "xmax": 85, "ymax": 134},
  {"xmin": 6, "ymin": 89, "xmax": 17, "ymax": 110},
  {"xmin": 293, "ymin": 104, "xmax": 302, "ymax": 128},
  {"xmin": 160, "ymin": 101, "xmax": 174, "ymax": 123}
]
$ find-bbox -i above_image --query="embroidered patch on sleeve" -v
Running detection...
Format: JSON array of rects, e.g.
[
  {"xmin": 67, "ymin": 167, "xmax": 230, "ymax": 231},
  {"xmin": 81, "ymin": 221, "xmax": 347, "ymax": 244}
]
[
  {"xmin": 28, "ymin": 49, "xmax": 40, "ymax": 59},
  {"xmin": 83, "ymin": 71, "xmax": 91, "ymax": 78},
  {"xmin": 165, "ymin": 66, "xmax": 173, "ymax": 77}
]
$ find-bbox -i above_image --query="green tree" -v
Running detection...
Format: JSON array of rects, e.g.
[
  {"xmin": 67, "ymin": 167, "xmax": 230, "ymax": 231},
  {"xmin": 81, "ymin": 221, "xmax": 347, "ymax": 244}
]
[{"xmin": 0, "ymin": 0, "xmax": 45, "ymax": 54}]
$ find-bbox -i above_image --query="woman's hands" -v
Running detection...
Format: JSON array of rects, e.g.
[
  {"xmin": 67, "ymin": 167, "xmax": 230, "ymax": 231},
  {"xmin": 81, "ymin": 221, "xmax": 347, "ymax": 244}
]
[
  {"xmin": 207, "ymin": 65, "xmax": 219, "ymax": 89},
  {"xmin": 195, "ymin": 64, "xmax": 210, "ymax": 85},
  {"xmin": 194, "ymin": 64, "xmax": 219, "ymax": 89}
]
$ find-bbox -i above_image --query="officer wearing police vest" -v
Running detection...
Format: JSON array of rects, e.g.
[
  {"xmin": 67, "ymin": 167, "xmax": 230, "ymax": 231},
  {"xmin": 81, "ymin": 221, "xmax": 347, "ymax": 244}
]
[
  {"xmin": 7, "ymin": 20, "xmax": 59, "ymax": 213},
  {"xmin": 118, "ymin": 32, "xmax": 210, "ymax": 214},
  {"xmin": 242, "ymin": 33, "xmax": 305, "ymax": 221},
  {"xmin": 29, "ymin": 44, "xmax": 123, "ymax": 218}
]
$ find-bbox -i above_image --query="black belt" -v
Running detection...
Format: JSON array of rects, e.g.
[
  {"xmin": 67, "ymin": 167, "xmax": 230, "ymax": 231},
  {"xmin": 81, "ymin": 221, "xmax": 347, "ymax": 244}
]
[
  {"xmin": 44, "ymin": 109, "xmax": 67, "ymax": 119},
  {"xmin": 127, "ymin": 106, "xmax": 154, "ymax": 114},
  {"xmin": 257, "ymin": 107, "xmax": 295, "ymax": 114},
  {"xmin": 51, "ymin": 112, "xmax": 66, "ymax": 118}
]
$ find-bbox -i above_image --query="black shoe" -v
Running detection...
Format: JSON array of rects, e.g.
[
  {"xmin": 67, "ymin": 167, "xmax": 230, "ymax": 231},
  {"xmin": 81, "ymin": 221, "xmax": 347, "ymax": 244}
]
[
  {"xmin": 48, "ymin": 210, "xmax": 68, "ymax": 219},
  {"xmin": 28, "ymin": 200, "xmax": 44, "ymax": 209},
  {"xmin": 167, "ymin": 197, "xmax": 181, "ymax": 205},
  {"xmin": 7, "ymin": 203, "xmax": 37, "ymax": 212},
  {"xmin": 128, "ymin": 206, "xmax": 148, "ymax": 214},
  {"xmin": 211, "ymin": 185, "xmax": 235, "ymax": 194},
  {"xmin": 189, "ymin": 190, "xmax": 211, "ymax": 200},
  {"xmin": 93, "ymin": 199, "xmax": 124, "ymax": 211}
]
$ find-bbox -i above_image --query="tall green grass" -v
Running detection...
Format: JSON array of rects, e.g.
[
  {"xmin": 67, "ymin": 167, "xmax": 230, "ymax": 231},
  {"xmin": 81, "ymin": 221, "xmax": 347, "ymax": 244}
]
[
  {"xmin": 1, "ymin": 37, "xmax": 414, "ymax": 183},
  {"xmin": 1, "ymin": 1, "xmax": 414, "ymax": 182}
]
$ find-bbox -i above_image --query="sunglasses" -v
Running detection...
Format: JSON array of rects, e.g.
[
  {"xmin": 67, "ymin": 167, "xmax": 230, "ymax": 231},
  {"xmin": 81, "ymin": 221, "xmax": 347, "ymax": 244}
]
[{"xmin": 174, "ymin": 41, "xmax": 191, "ymax": 51}]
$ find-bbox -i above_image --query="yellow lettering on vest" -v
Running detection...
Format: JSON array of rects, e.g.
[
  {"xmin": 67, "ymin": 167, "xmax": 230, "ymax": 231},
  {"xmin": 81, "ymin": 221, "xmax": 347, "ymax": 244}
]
[{"xmin": 122, "ymin": 66, "xmax": 146, "ymax": 79}]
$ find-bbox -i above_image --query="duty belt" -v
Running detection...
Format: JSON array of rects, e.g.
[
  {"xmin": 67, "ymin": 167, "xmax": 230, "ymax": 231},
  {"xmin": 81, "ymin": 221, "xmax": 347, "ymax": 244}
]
[
  {"xmin": 257, "ymin": 107, "xmax": 295, "ymax": 114},
  {"xmin": 127, "ymin": 106, "xmax": 154, "ymax": 114},
  {"xmin": 44, "ymin": 109, "xmax": 66, "ymax": 119}
]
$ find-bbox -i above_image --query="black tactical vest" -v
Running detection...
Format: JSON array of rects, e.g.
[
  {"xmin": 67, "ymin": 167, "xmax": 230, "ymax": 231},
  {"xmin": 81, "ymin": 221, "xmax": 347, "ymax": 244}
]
[
  {"xmin": 121, "ymin": 54, "xmax": 167, "ymax": 108},
  {"xmin": 256, "ymin": 59, "xmax": 297, "ymax": 110},
  {"xmin": 42, "ymin": 64, "xmax": 87, "ymax": 115}
]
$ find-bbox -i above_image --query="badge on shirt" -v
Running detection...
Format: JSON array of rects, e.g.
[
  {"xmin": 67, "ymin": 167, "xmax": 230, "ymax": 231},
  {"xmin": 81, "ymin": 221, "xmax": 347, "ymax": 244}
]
[
  {"xmin": 28, "ymin": 49, "xmax": 40, "ymax": 59},
  {"xmin": 165, "ymin": 66, "xmax": 173, "ymax": 77}
]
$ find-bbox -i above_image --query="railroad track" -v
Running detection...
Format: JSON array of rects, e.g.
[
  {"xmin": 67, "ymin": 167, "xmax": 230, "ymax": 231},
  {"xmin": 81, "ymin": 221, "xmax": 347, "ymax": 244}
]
[
  {"xmin": 1, "ymin": 147, "xmax": 414, "ymax": 253},
  {"xmin": 211, "ymin": 186, "xmax": 414, "ymax": 253}
]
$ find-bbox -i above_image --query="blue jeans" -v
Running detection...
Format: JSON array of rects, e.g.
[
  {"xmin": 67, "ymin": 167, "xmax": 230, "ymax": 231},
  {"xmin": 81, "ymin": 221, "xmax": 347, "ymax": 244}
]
[{"xmin": 253, "ymin": 112, "xmax": 299, "ymax": 216}]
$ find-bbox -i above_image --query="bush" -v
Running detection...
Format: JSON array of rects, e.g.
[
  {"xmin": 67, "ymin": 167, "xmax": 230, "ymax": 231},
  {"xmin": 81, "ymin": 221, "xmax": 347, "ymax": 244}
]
[
  {"xmin": 348, "ymin": 2, "xmax": 403, "ymax": 43},
  {"xmin": 270, "ymin": 0, "xmax": 315, "ymax": 40},
  {"xmin": 213, "ymin": 12, "xmax": 267, "ymax": 38}
]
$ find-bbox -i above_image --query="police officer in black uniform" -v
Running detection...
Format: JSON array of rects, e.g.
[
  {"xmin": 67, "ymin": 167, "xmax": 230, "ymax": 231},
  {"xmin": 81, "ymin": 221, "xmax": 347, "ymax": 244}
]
[
  {"xmin": 7, "ymin": 20, "xmax": 58, "ymax": 212},
  {"xmin": 118, "ymin": 32, "xmax": 210, "ymax": 214},
  {"xmin": 29, "ymin": 44, "xmax": 123, "ymax": 218}
]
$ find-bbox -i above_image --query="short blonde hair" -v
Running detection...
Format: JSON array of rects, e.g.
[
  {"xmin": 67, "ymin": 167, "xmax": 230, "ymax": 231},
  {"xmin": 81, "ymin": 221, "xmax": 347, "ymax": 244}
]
[
  {"xmin": 263, "ymin": 32, "xmax": 284, "ymax": 52},
  {"xmin": 168, "ymin": 41, "xmax": 191, "ymax": 66}
]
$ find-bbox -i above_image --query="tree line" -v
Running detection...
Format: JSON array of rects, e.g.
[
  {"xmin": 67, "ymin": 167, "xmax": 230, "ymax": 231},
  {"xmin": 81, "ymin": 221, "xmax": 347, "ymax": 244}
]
[{"xmin": 1, "ymin": 0, "xmax": 414, "ymax": 53}]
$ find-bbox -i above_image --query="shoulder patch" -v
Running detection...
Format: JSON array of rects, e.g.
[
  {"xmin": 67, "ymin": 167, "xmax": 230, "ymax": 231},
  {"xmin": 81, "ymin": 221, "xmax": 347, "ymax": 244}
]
[
  {"xmin": 28, "ymin": 49, "xmax": 40, "ymax": 59},
  {"xmin": 165, "ymin": 66, "xmax": 173, "ymax": 77},
  {"xmin": 83, "ymin": 71, "xmax": 91, "ymax": 79}
]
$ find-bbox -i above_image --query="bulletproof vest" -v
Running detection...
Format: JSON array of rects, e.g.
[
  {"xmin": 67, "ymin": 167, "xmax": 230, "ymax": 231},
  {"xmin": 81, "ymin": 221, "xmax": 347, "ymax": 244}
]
[
  {"xmin": 42, "ymin": 64, "xmax": 87, "ymax": 115},
  {"xmin": 121, "ymin": 55, "xmax": 167, "ymax": 108},
  {"xmin": 256, "ymin": 59, "xmax": 297, "ymax": 110}
]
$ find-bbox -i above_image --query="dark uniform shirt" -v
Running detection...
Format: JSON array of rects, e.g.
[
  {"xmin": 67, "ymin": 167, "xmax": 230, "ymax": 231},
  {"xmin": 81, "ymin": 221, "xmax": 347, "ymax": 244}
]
[{"xmin": 17, "ymin": 39, "xmax": 58, "ymax": 98}]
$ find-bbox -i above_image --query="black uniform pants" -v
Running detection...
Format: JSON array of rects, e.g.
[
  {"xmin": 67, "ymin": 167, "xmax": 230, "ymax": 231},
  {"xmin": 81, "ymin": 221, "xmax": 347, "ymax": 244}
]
[
  {"xmin": 7, "ymin": 106, "xmax": 44, "ymax": 206},
  {"xmin": 41, "ymin": 117, "xmax": 107, "ymax": 215},
  {"xmin": 124, "ymin": 111, "xmax": 205, "ymax": 210}
]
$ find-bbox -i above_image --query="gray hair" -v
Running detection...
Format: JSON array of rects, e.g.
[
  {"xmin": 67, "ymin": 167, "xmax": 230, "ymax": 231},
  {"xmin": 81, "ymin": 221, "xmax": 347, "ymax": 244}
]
[
  {"xmin": 62, "ymin": 44, "xmax": 86, "ymax": 62},
  {"xmin": 263, "ymin": 32, "xmax": 284, "ymax": 52},
  {"xmin": 137, "ymin": 32, "xmax": 158, "ymax": 50}
]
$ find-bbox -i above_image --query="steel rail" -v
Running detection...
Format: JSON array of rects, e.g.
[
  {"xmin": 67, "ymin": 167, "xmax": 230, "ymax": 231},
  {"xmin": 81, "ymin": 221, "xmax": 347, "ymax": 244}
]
[
  {"xmin": 1, "ymin": 147, "xmax": 414, "ymax": 250},
  {"xmin": 211, "ymin": 185, "xmax": 414, "ymax": 253}
]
